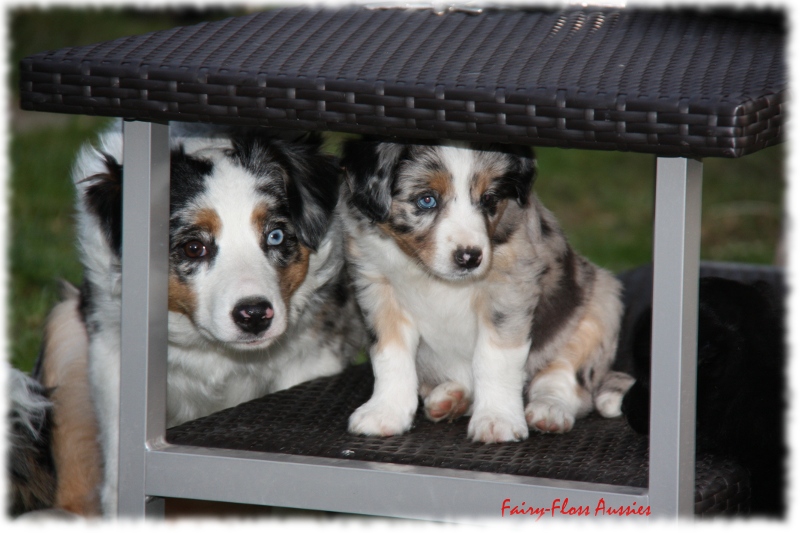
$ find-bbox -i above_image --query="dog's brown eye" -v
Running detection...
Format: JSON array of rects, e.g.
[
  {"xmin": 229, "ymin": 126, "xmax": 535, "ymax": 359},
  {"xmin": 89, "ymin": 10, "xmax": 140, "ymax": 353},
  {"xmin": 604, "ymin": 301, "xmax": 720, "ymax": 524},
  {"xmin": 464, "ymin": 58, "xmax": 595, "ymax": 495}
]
[
  {"xmin": 481, "ymin": 193, "xmax": 498, "ymax": 208},
  {"xmin": 183, "ymin": 240, "xmax": 207, "ymax": 259}
]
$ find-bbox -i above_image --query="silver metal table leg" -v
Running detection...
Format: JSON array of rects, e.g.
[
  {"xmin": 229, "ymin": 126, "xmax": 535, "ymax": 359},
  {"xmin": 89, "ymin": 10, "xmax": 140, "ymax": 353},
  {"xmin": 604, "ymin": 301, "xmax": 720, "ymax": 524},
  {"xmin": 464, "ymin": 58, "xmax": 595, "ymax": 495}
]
[
  {"xmin": 117, "ymin": 121, "xmax": 170, "ymax": 518},
  {"xmin": 145, "ymin": 496, "xmax": 166, "ymax": 518},
  {"xmin": 648, "ymin": 157, "xmax": 702, "ymax": 518}
]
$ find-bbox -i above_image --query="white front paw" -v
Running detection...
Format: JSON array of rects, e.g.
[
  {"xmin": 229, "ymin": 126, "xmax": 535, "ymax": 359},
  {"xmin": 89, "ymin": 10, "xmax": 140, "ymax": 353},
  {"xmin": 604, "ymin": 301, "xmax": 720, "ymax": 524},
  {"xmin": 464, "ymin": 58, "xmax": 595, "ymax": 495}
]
[
  {"xmin": 468, "ymin": 410, "xmax": 529, "ymax": 443},
  {"xmin": 348, "ymin": 397, "xmax": 416, "ymax": 437},
  {"xmin": 525, "ymin": 398, "xmax": 576, "ymax": 433}
]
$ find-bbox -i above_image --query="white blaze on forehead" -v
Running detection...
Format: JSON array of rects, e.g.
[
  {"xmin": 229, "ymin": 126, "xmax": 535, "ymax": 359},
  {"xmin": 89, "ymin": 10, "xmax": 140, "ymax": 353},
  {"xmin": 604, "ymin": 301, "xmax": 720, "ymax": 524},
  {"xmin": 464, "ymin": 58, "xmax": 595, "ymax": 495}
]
[
  {"xmin": 188, "ymin": 156, "xmax": 289, "ymax": 343},
  {"xmin": 203, "ymin": 159, "xmax": 266, "ymax": 241},
  {"xmin": 430, "ymin": 144, "xmax": 491, "ymax": 278},
  {"xmin": 437, "ymin": 142, "xmax": 474, "ymax": 189}
]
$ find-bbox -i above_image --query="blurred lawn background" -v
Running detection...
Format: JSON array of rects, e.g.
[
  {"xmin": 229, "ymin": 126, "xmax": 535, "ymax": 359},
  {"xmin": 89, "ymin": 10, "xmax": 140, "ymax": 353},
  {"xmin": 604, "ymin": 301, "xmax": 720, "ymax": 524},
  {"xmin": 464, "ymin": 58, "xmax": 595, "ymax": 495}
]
[{"xmin": 7, "ymin": 7, "xmax": 785, "ymax": 373}]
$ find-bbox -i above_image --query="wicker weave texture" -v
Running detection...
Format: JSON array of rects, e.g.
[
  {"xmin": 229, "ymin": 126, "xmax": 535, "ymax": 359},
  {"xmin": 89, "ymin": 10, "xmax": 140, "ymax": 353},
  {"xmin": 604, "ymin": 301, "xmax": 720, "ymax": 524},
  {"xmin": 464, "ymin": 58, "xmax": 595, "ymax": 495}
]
[
  {"xmin": 166, "ymin": 363, "xmax": 750, "ymax": 516},
  {"xmin": 20, "ymin": 7, "xmax": 785, "ymax": 157}
]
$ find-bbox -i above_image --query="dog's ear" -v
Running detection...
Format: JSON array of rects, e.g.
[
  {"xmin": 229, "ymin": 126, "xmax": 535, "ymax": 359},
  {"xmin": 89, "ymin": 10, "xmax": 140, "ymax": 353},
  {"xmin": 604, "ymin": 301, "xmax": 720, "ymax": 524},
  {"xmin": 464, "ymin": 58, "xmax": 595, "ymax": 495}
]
[
  {"xmin": 341, "ymin": 138, "xmax": 403, "ymax": 223},
  {"xmin": 74, "ymin": 134, "xmax": 125, "ymax": 257},
  {"xmin": 274, "ymin": 133, "xmax": 340, "ymax": 251},
  {"xmin": 494, "ymin": 143, "xmax": 537, "ymax": 206}
]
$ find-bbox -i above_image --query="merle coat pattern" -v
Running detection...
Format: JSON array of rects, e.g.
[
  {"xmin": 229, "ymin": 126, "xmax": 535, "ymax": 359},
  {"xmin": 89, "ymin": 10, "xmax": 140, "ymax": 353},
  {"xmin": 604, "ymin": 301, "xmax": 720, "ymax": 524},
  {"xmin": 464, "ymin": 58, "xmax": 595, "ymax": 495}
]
[
  {"xmin": 339, "ymin": 138, "xmax": 627, "ymax": 443},
  {"xmin": 37, "ymin": 124, "xmax": 363, "ymax": 516}
]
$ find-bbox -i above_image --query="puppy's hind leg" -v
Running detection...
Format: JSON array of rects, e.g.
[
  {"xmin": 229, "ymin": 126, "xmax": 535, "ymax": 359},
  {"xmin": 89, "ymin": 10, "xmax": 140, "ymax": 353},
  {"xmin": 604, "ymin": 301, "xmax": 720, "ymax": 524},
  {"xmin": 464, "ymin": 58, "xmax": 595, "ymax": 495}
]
[
  {"xmin": 526, "ymin": 310, "xmax": 607, "ymax": 433},
  {"xmin": 526, "ymin": 360, "xmax": 592, "ymax": 433},
  {"xmin": 594, "ymin": 371, "xmax": 635, "ymax": 418},
  {"xmin": 422, "ymin": 382, "xmax": 472, "ymax": 422}
]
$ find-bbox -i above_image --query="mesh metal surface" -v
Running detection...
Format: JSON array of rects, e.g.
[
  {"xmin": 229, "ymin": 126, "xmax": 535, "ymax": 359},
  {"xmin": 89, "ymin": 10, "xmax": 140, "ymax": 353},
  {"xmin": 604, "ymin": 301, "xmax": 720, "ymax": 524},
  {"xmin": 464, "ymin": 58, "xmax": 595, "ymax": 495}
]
[
  {"xmin": 166, "ymin": 363, "xmax": 749, "ymax": 516},
  {"xmin": 20, "ymin": 7, "xmax": 785, "ymax": 157}
]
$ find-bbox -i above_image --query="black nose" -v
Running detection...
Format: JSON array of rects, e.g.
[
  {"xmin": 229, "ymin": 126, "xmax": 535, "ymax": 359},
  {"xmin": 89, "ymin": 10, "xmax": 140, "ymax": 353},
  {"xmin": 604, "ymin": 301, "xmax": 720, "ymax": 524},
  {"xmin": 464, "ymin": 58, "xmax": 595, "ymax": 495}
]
[
  {"xmin": 232, "ymin": 298, "xmax": 274, "ymax": 334},
  {"xmin": 453, "ymin": 246, "xmax": 483, "ymax": 270}
]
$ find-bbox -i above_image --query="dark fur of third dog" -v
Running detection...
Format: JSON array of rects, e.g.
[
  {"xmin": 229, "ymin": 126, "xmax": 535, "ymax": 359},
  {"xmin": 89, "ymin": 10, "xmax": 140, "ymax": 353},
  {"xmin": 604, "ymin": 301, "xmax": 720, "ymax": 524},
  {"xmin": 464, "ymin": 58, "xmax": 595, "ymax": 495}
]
[
  {"xmin": 621, "ymin": 276, "xmax": 786, "ymax": 517},
  {"xmin": 6, "ymin": 366, "xmax": 56, "ymax": 516}
]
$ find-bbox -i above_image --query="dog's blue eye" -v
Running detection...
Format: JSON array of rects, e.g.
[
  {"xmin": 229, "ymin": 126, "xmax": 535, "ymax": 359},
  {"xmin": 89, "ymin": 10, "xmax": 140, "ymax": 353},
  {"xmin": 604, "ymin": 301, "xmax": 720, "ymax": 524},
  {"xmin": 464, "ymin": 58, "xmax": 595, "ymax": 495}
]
[
  {"xmin": 267, "ymin": 229, "xmax": 284, "ymax": 246},
  {"xmin": 417, "ymin": 195, "xmax": 437, "ymax": 209}
]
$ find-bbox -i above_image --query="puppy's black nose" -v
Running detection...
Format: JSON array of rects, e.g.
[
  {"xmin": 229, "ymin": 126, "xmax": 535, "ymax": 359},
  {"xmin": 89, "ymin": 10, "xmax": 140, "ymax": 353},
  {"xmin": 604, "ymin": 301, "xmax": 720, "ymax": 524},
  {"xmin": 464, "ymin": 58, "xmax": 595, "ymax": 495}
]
[
  {"xmin": 232, "ymin": 298, "xmax": 274, "ymax": 334},
  {"xmin": 453, "ymin": 246, "xmax": 483, "ymax": 270}
]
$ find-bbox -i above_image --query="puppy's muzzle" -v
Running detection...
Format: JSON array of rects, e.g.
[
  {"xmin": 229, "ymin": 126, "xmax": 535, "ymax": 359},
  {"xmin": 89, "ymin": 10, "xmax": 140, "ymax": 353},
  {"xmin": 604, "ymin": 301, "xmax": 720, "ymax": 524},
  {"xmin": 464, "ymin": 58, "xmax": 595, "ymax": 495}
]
[
  {"xmin": 232, "ymin": 298, "xmax": 274, "ymax": 335},
  {"xmin": 453, "ymin": 246, "xmax": 483, "ymax": 270}
]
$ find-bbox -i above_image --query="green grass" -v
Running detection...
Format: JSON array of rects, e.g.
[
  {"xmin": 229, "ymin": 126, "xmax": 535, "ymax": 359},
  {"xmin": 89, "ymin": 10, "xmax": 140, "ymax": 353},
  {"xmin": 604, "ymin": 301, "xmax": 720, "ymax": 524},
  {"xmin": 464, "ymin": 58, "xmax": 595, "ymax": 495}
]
[
  {"xmin": 6, "ymin": 9, "xmax": 785, "ymax": 373},
  {"xmin": 535, "ymin": 145, "xmax": 785, "ymax": 273},
  {"xmin": 8, "ymin": 117, "xmax": 112, "ymax": 370}
]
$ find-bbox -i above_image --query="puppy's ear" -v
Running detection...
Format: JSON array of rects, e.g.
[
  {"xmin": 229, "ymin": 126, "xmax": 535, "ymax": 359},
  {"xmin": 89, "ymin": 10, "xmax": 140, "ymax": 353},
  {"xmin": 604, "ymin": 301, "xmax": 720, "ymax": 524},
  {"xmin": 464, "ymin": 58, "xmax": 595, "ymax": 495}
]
[
  {"xmin": 497, "ymin": 144, "xmax": 537, "ymax": 206},
  {"xmin": 280, "ymin": 134, "xmax": 340, "ymax": 251},
  {"xmin": 341, "ymin": 139, "xmax": 402, "ymax": 223}
]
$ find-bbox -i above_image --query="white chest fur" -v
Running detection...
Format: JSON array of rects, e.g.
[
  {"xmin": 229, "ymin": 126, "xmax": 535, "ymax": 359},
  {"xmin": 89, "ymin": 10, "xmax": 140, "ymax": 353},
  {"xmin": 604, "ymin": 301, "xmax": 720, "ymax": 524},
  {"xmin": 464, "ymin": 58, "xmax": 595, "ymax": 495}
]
[{"xmin": 365, "ymin": 229, "xmax": 480, "ymax": 354}]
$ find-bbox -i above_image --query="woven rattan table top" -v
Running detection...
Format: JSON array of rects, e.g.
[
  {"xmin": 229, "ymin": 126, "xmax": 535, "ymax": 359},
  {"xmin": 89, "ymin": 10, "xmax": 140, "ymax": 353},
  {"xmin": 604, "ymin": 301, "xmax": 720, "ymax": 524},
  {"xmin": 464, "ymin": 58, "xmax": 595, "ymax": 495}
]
[{"xmin": 20, "ymin": 6, "xmax": 785, "ymax": 157}]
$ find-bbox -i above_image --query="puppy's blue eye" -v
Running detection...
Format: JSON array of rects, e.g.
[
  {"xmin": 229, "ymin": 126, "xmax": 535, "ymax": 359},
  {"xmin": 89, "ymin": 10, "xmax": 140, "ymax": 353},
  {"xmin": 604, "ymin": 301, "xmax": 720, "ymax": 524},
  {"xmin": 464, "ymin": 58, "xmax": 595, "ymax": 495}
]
[
  {"xmin": 267, "ymin": 229, "xmax": 284, "ymax": 246},
  {"xmin": 417, "ymin": 195, "xmax": 437, "ymax": 209}
]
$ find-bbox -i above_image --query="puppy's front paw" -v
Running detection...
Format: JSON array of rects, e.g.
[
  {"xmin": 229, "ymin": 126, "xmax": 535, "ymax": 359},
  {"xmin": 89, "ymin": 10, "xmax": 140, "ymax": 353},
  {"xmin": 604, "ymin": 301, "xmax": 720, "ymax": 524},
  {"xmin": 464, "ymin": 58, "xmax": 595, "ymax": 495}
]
[
  {"xmin": 424, "ymin": 382, "xmax": 471, "ymax": 422},
  {"xmin": 468, "ymin": 411, "xmax": 528, "ymax": 443},
  {"xmin": 348, "ymin": 398, "xmax": 416, "ymax": 437},
  {"xmin": 525, "ymin": 398, "xmax": 576, "ymax": 433}
]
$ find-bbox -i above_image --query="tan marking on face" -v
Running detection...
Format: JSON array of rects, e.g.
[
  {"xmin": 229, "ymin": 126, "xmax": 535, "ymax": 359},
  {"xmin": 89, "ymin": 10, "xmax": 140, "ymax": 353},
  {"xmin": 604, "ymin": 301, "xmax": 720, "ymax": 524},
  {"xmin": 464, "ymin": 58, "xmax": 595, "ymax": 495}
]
[
  {"xmin": 40, "ymin": 296, "xmax": 102, "ymax": 515},
  {"xmin": 194, "ymin": 207, "xmax": 221, "ymax": 236},
  {"xmin": 377, "ymin": 168, "xmax": 455, "ymax": 268},
  {"xmin": 468, "ymin": 166, "xmax": 518, "ymax": 246},
  {"xmin": 251, "ymin": 202, "xmax": 270, "ymax": 235},
  {"xmin": 279, "ymin": 245, "xmax": 311, "ymax": 304},
  {"xmin": 372, "ymin": 281, "xmax": 413, "ymax": 353},
  {"xmin": 428, "ymin": 170, "xmax": 453, "ymax": 199},
  {"xmin": 485, "ymin": 198, "xmax": 510, "ymax": 238},
  {"xmin": 168, "ymin": 275, "xmax": 197, "ymax": 316},
  {"xmin": 471, "ymin": 169, "xmax": 495, "ymax": 202},
  {"xmin": 378, "ymin": 220, "xmax": 438, "ymax": 268}
]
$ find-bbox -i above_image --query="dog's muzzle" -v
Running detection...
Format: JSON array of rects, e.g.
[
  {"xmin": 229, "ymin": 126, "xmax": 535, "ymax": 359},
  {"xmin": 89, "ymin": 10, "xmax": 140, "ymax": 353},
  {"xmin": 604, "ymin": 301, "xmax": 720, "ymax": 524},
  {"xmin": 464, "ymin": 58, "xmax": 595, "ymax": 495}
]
[{"xmin": 231, "ymin": 298, "xmax": 274, "ymax": 335}]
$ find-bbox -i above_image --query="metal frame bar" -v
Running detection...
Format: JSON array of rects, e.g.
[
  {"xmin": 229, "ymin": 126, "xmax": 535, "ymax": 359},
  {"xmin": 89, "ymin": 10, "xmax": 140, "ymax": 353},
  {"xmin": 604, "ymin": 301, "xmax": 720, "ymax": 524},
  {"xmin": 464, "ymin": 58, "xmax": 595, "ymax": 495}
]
[
  {"xmin": 115, "ymin": 122, "xmax": 701, "ymax": 521},
  {"xmin": 118, "ymin": 121, "xmax": 171, "ymax": 517},
  {"xmin": 648, "ymin": 157, "xmax": 702, "ymax": 518},
  {"xmin": 145, "ymin": 444, "xmax": 647, "ymax": 521}
]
